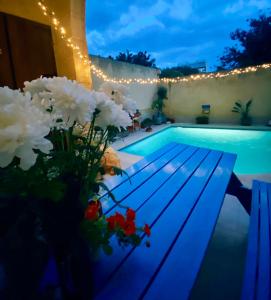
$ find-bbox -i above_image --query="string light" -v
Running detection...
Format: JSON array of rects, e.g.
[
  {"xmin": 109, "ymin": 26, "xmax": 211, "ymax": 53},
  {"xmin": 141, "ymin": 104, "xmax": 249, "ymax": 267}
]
[{"xmin": 37, "ymin": 0, "xmax": 271, "ymax": 85}]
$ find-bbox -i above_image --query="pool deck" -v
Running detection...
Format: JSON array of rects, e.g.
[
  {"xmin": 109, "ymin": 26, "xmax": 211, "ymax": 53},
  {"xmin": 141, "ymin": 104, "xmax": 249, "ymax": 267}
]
[{"xmin": 108, "ymin": 123, "xmax": 271, "ymax": 300}]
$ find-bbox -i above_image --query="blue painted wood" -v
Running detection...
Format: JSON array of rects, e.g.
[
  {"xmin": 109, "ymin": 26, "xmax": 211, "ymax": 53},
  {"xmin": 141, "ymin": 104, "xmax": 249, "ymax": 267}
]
[
  {"xmin": 101, "ymin": 144, "xmax": 188, "ymax": 214},
  {"xmin": 93, "ymin": 143, "xmax": 237, "ymax": 300},
  {"xmin": 257, "ymin": 182, "xmax": 270, "ymax": 300},
  {"xmin": 241, "ymin": 181, "xmax": 260, "ymax": 300},
  {"xmin": 242, "ymin": 180, "xmax": 271, "ymax": 300},
  {"xmin": 143, "ymin": 152, "xmax": 236, "ymax": 300},
  {"xmin": 93, "ymin": 147, "xmax": 209, "ymax": 292},
  {"xmin": 103, "ymin": 142, "xmax": 178, "ymax": 192},
  {"xmin": 95, "ymin": 150, "xmax": 236, "ymax": 300}
]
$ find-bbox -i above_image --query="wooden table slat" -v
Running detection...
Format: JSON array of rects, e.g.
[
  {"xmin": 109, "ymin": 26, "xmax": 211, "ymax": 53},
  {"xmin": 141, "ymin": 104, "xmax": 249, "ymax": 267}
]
[
  {"xmin": 242, "ymin": 181, "xmax": 261, "ymax": 300},
  {"xmin": 143, "ymin": 152, "xmax": 236, "ymax": 300},
  {"xmin": 102, "ymin": 144, "xmax": 188, "ymax": 214},
  {"xmin": 103, "ymin": 142, "xmax": 179, "ymax": 192},
  {"xmin": 257, "ymin": 182, "xmax": 270, "ymax": 300}
]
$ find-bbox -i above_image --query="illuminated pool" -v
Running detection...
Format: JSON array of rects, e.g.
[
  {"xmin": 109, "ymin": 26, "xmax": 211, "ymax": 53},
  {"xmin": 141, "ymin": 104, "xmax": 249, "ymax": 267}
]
[{"xmin": 121, "ymin": 127, "xmax": 271, "ymax": 174}]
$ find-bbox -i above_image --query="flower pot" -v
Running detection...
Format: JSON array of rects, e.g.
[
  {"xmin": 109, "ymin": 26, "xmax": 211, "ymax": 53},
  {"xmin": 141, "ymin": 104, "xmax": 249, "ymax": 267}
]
[
  {"xmin": 241, "ymin": 116, "xmax": 252, "ymax": 126},
  {"xmin": 153, "ymin": 113, "xmax": 166, "ymax": 125},
  {"xmin": 196, "ymin": 115, "xmax": 209, "ymax": 124}
]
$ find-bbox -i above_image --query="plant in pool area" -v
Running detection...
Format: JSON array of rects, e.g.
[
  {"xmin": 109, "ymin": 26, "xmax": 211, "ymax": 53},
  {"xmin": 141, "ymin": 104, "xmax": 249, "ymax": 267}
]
[
  {"xmin": 141, "ymin": 118, "xmax": 154, "ymax": 132},
  {"xmin": 232, "ymin": 99, "xmax": 253, "ymax": 125},
  {"xmin": 0, "ymin": 77, "xmax": 151, "ymax": 298},
  {"xmin": 195, "ymin": 115, "xmax": 209, "ymax": 124},
  {"xmin": 152, "ymin": 86, "xmax": 168, "ymax": 125}
]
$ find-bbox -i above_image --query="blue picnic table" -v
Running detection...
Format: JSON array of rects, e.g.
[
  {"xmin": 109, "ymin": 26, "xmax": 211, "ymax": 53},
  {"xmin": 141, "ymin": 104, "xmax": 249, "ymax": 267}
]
[{"xmin": 93, "ymin": 142, "xmax": 246, "ymax": 300}]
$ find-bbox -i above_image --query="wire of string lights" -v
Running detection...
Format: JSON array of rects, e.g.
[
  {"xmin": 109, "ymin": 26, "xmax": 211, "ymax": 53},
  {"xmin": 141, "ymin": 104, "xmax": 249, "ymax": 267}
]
[{"xmin": 37, "ymin": 0, "xmax": 271, "ymax": 85}]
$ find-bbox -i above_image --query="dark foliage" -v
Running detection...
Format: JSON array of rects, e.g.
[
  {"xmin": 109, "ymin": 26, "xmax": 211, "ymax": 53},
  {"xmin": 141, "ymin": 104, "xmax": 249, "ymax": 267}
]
[
  {"xmin": 140, "ymin": 118, "xmax": 153, "ymax": 129},
  {"xmin": 220, "ymin": 14, "xmax": 271, "ymax": 69},
  {"xmin": 159, "ymin": 65, "xmax": 199, "ymax": 78},
  {"xmin": 113, "ymin": 50, "xmax": 156, "ymax": 67},
  {"xmin": 152, "ymin": 86, "xmax": 168, "ymax": 113}
]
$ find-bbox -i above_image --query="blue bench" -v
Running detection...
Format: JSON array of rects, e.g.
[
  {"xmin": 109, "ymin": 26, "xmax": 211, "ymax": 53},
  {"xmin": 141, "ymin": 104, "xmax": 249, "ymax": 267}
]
[
  {"xmin": 94, "ymin": 142, "xmax": 239, "ymax": 299},
  {"xmin": 241, "ymin": 180, "xmax": 271, "ymax": 300}
]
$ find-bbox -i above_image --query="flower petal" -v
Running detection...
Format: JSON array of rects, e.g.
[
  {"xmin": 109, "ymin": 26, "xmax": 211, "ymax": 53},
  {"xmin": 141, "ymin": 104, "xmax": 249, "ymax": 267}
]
[{"xmin": 0, "ymin": 151, "xmax": 14, "ymax": 168}]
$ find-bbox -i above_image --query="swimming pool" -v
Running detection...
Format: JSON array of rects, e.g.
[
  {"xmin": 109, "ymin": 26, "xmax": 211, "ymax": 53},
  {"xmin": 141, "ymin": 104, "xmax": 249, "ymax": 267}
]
[{"xmin": 121, "ymin": 127, "xmax": 271, "ymax": 174}]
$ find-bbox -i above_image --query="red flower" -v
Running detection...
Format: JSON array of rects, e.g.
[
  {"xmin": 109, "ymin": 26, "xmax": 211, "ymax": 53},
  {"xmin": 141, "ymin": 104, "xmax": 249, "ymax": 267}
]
[
  {"xmin": 123, "ymin": 220, "xmax": 136, "ymax": 236},
  {"xmin": 106, "ymin": 211, "xmax": 138, "ymax": 236},
  {"xmin": 106, "ymin": 215, "xmax": 116, "ymax": 230},
  {"xmin": 143, "ymin": 224, "xmax": 151, "ymax": 237},
  {"xmin": 85, "ymin": 202, "xmax": 100, "ymax": 221},
  {"xmin": 126, "ymin": 208, "xmax": 136, "ymax": 221},
  {"xmin": 106, "ymin": 212, "xmax": 125, "ymax": 231},
  {"xmin": 115, "ymin": 212, "xmax": 125, "ymax": 228}
]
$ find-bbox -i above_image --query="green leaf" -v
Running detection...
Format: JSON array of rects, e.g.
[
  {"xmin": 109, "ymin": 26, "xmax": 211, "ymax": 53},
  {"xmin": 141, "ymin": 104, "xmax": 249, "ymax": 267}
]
[
  {"xmin": 97, "ymin": 182, "xmax": 114, "ymax": 200},
  {"xmin": 246, "ymin": 99, "xmax": 252, "ymax": 111},
  {"xmin": 235, "ymin": 101, "xmax": 242, "ymax": 107},
  {"xmin": 98, "ymin": 181, "xmax": 127, "ymax": 208},
  {"xmin": 111, "ymin": 167, "xmax": 131, "ymax": 183},
  {"xmin": 130, "ymin": 234, "xmax": 142, "ymax": 246}
]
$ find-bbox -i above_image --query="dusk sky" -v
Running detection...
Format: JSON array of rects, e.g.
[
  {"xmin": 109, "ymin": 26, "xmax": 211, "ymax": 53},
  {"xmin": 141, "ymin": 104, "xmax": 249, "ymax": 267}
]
[{"xmin": 86, "ymin": 0, "xmax": 270, "ymax": 71}]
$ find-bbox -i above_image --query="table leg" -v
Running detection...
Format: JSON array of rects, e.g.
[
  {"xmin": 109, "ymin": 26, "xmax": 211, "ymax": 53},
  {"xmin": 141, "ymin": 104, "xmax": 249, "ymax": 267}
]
[{"xmin": 226, "ymin": 173, "xmax": 252, "ymax": 214}]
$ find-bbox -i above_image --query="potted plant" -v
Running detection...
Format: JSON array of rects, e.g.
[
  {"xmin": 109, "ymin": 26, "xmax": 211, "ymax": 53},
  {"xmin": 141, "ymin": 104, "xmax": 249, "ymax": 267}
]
[
  {"xmin": 152, "ymin": 86, "xmax": 168, "ymax": 125},
  {"xmin": 232, "ymin": 99, "xmax": 253, "ymax": 125},
  {"xmin": 0, "ymin": 77, "xmax": 151, "ymax": 299},
  {"xmin": 141, "ymin": 118, "xmax": 154, "ymax": 132},
  {"xmin": 196, "ymin": 115, "xmax": 209, "ymax": 124}
]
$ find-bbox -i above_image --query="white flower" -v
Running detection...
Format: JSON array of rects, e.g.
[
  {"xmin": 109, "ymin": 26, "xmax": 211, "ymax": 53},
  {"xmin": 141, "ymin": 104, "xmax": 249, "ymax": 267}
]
[
  {"xmin": 0, "ymin": 87, "xmax": 53, "ymax": 170},
  {"xmin": 91, "ymin": 91, "xmax": 132, "ymax": 129},
  {"xmin": 24, "ymin": 76, "xmax": 51, "ymax": 95},
  {"xmin": 25, "ymin": 77, "xmax": 97, "ymax": 128},
  {"xmin": 99, "ymin": 82, "xmax": 137, "ymax": 114},
  {"xmin": 122, "ymin": 97, "xmax": 138, "ymax": 114}
]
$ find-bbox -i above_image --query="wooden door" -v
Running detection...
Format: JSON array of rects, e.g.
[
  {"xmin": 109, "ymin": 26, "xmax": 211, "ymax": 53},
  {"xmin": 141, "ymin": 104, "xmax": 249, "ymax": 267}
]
[
  {"xmin": 0, "ymin": 13, "xmax": 15, "ymax": 88},
  {"xmin": 0, "ymin": 13, "xmax": 57, "ymax": 89}
]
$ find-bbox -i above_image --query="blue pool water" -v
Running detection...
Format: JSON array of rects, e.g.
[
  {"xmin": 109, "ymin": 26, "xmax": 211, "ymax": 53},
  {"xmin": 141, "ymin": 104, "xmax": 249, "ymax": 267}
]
[{"xmin": 121, "ymin": 127, "xmax": 271, "ymax": 174}]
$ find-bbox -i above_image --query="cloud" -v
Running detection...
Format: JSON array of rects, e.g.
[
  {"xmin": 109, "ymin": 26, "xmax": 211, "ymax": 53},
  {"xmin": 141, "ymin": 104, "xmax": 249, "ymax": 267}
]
[
  {"xmin": 224, "ymin": 0, "xmax": 270, "ymax": 14},
  {"xmin": 248, "ymin": 0, "xmax": 271, "ymax": 9},
  {"xmin": 169, "ymin": 0, "xmax": 193, "ymax": 20},
  {"xmin": 86, "ymin": 30, "xmax": 106, "ymax": 52},
  {"xmin": 110, "ymin": 0, "xmax": 167, "ymax": 39},
  {"xmin": 86, "ymin": 0, "xmax": 269, "ymax": 69},
  {"xmin": 152, "ymin": 41, "xmax": 214, "ymax": 67},
  {"xmin": 224, "ymin": 0, "xmax": 244, "ymax": 14},
  {"xmin": 109, "ymin": 0, "xmax": 196, "ymax": 40}
]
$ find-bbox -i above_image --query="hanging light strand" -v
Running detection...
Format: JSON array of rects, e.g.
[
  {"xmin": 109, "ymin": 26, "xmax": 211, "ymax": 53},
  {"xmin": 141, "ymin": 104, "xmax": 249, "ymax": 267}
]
[{"xmin": 37, "ymin": 0, "xmax": 271, "ymax": 85}]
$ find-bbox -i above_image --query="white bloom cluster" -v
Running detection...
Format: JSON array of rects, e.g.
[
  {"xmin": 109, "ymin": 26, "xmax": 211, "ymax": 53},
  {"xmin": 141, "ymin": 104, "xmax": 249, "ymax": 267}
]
[
  {"xmin": 99, "ymin": 82, "xmax": 137, "ymax": 114},
  {"xmin": 0, "ymin": 87, "xmax": 53, "ymax": 170},
  {"xmin": 91, "ymin": 91, "xmax": 132, "ymax": 129},
  {"xmin": 24, "ymin": 77, "xmax": 96, "ymax": 128},
  {"xmin": 0, "ymin": 77, "xmax": 133, "ymax": 170}
]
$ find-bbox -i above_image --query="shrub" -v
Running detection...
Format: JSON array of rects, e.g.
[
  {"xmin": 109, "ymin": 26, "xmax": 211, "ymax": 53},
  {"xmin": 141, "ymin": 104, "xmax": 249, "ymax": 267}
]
[
  {"xmin": 232, "ymin": 99, "xmax": 253, "ymax": 126},
  {"xmin": 141, "ymin": 118, "xmax": 153, "ymax": 129}
]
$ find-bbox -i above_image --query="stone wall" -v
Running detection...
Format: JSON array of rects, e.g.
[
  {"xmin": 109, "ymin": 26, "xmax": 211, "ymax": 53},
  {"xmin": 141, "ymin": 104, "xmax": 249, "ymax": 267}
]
[{"xmin": 164, "ymin": 69, "xmax": 271, "ymax": 125}]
